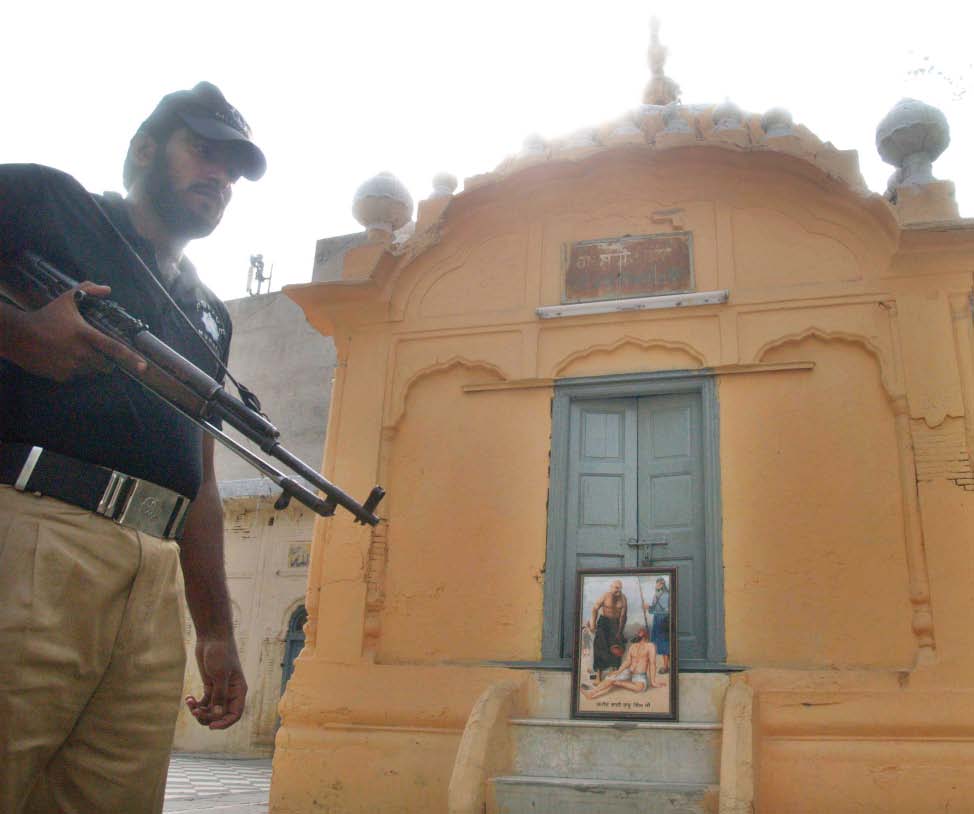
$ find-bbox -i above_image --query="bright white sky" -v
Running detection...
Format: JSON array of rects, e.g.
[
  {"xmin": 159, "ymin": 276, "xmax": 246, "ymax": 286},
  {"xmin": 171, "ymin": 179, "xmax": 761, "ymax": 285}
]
[{"xmin": 5, "ymin": 1, "xmax": 972, "ymax": 301}]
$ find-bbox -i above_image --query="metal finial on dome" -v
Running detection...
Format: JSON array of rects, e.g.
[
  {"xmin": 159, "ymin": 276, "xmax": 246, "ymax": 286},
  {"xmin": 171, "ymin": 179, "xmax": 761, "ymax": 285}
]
[
  {"xmin": 352, "ymin": 171, "xmax": 414, "ymax": 242},
  {"xmin": 643, "ymin": 17, "xmax": 681, "ymax": 106}
]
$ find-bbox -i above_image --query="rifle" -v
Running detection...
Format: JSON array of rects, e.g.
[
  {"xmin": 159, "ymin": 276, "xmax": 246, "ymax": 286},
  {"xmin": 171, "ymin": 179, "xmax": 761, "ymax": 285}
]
[{"xmin": 1, "ymin": 250, "xmax": 385, "ymax": 526}]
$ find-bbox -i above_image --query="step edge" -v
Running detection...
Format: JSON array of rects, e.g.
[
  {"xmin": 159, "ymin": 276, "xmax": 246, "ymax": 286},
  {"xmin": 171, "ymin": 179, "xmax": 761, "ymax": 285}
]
[
  {"xmin": 510, "ymin": 718, "xmax": 722, "ymax": 730},
  {"xmin": 490, "ymin": 775, "xmax": 718, "ymax": 791}
]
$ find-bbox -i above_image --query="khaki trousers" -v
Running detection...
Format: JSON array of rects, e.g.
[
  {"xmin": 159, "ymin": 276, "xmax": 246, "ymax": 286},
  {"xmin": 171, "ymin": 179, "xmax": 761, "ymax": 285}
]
[{"xmin": 0, "ymin": 487, "xmax": 186, "ymax": 814}]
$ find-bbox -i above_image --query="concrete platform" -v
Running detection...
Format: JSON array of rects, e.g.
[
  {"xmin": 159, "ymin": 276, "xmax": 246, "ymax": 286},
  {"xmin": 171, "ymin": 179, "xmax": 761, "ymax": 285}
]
[{"xmin": 511, "ymin": 718, "xmax": 722, "ymax": 785}]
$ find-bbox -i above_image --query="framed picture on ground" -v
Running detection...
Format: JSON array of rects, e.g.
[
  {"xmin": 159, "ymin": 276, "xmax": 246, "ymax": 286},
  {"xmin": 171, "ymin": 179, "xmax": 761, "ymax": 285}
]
[{"xmin": 570, "ymin": 568, "xmax": 678, "ymax": 721}]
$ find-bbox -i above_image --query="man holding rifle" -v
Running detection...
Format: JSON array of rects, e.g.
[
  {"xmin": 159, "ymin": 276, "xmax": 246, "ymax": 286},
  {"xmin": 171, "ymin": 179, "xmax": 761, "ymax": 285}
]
[{"xmin": 0, "ymin": 82, "xmax": 265, "ymax": 813}]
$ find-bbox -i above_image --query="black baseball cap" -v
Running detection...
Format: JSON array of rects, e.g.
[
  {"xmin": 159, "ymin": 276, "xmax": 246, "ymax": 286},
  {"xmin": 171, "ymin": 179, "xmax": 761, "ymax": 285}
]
[{"xmin": 138, "ymin": 81, "xmax": 266, "ymax": 181}]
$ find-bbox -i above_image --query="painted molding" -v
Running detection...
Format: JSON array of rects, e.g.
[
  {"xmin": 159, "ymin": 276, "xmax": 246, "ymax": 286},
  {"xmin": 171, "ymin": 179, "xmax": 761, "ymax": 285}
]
[
  {"xmin": 536, "ymin": 289, "xmax": 729, "ymax": 319},
  {"xmin": 461, "ymin": 362, "xmax": 815, "ymax": 394},
  {"xmin": 388, "ymin": 356, "xmax": 510, "ymax": 428},
  {"xmin": 756, "ymin": 326, "xmax": 897, "ymax": 400},
  {"xmin": 886, "ymin": 308, "xmax": 938, "ymax": 663},
  {"xmin": 552, "ymin": 335, "xmax": 707, "ymax": 377}
]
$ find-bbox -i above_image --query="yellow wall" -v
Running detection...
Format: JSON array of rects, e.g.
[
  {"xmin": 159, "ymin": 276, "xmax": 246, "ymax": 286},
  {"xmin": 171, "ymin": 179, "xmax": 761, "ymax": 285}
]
[
  {"xmin": 278, "ymin": 142, "xmax": 974, "ymax": 812},
  {"xmin": 721, "ymin": 338, "xmax": 914, "ymax": 668},
  {"xmin": 380, "ymin": 366, "xmax": 550, "ymax": 663}
]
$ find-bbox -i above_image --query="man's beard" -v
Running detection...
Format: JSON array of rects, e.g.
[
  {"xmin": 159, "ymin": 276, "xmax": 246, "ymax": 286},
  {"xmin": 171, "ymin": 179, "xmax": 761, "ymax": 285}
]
[{"xmin": 145, "ymin": 151, "xmax": 220, "ymax": 240}]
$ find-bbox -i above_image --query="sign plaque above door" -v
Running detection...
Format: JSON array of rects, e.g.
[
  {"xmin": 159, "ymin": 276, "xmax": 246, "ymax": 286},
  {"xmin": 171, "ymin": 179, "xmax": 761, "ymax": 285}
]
[{"xmin": 564, "ymin": 232, "xmax": 693, "ymax": 303}]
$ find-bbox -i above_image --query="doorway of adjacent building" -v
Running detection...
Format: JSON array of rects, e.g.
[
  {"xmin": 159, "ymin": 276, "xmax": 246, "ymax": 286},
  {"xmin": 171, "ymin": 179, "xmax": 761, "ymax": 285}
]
[
  {"xmin": 541, "ymin": 374, "xmax": 725, "ymax": 670},
  {"xmin": 280, "ymin": 605, "xmax": 307, "ymax": 695}
]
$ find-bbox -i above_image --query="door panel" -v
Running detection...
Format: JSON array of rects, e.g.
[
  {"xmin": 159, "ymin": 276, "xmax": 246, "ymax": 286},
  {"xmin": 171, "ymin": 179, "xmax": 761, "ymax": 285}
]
[
  {"xmin": 668, "ymin": 557, "xmax": 701, "ymax": 657},
  {"xmin": 562, "ymin": 399, "xmax": 638, "ymax": 656},
  {"xmin": 637, "ymin": 394, "xmax": 707, "ymax": 662}
]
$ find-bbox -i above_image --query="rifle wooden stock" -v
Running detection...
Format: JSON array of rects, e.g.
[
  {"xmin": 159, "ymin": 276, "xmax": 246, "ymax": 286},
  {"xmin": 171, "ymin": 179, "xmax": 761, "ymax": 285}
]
[{"xmin": 0, "ymin": 251, "xmax": 384, "ymax": 525}]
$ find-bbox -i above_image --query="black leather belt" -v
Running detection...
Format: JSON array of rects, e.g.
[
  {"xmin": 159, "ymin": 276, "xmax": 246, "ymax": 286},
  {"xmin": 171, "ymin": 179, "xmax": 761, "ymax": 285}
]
[{"xmin": 0, "ymin": 443, "xmax": 191, "ymax": 540}]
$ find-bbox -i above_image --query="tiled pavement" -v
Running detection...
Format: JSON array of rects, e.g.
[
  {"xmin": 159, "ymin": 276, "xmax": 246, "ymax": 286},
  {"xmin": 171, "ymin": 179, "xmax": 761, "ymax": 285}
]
[{"xmin": 164, "ymin": 753, "xmax": 272, "ymax": 813}]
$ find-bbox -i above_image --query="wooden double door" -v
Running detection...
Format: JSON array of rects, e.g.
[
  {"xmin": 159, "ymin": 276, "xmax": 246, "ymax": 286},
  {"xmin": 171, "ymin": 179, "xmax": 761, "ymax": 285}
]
[{"xmin": 544, "ymin": 378, "xmax": 724, "ymax": 668}]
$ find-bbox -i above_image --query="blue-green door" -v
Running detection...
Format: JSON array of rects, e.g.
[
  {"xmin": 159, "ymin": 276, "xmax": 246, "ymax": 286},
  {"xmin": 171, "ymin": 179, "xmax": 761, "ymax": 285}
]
[
  {"xmin": 562, "ymin": 399, "xmax": 640, "ymax": 644},
  {"xmin": 636, "ymin": 393, "xmax": 707, "ymax": 663},
  {"xmin": 561, "ymin": 392, "xmax": 708, "ymax": 663}
]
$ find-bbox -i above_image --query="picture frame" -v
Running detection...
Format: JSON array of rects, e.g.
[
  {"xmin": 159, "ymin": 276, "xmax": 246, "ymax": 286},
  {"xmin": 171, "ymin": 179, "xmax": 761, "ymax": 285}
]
[{"xmin": 570, "ymin": 567, "xmax": 678, "ymax": 721}]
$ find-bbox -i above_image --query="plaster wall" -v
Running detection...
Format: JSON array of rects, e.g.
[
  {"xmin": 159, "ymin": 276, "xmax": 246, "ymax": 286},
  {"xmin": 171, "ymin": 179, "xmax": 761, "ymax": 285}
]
[
  {"xmin": 277, "ymin": 146, "xmax": 974, "ymax": 812},
  {"xmin": 720, "ymin": 338, "xmax": 913, "ymax": 668},
  {"xmin": 379, "ymin": 366, "xmax": 550, "ymax": 664}
]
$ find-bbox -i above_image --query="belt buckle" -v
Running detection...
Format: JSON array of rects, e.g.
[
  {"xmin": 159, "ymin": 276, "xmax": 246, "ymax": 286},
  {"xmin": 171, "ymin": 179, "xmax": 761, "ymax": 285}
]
[
  {"xmin": 13, "ymin": 446, "xmax": 44, "ymax": 491},
  {"xmin": 97, "ymin": 472, "xmax": 189, "ymax": 540}
]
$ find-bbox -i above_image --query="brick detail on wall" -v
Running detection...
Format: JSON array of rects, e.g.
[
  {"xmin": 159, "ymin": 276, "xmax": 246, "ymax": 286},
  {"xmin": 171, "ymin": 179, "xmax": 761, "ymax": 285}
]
[
  {"xmin": 911, "ymin": 417, "xmax": 974, "ymax": 490},
  {"xmin": 362, "ymin": 521, "xmax": 389, "ymax": 658}
]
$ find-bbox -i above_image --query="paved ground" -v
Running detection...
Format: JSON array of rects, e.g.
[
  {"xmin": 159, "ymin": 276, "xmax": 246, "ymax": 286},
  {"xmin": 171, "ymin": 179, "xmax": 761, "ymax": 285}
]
[{"xmin": 164, "ymin": 754, "xmax": 272, "ymax": 813}]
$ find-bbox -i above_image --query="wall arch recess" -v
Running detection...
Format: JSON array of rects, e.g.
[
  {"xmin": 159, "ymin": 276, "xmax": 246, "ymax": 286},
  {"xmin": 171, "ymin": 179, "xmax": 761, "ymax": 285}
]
[
  {"xmin": 388, "ymin": 356, "xmax": 509, "ymax": 429},
  {"xmin": 552, "ymin": 336, "xmax": 708, "ymax": 379},
  {"xmin": 754, "ymin": 328, "xmax": 935, "ymax": 662},
  {"xmin": 756, "ymin": 328, "xmax": 899, "ymax": 401}
]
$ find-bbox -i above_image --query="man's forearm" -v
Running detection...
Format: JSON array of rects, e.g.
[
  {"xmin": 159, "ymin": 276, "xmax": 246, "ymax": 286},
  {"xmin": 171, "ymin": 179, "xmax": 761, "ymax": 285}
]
[{"xmin": 179, "ymin": 475, "xmax": 234, "ymax": 641}]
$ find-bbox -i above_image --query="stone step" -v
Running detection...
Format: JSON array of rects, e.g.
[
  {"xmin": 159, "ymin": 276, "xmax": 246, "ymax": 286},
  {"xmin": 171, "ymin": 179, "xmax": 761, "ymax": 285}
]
[
  {"xmin": 526, "ymin": 670, "xmax": 729, "ymax": 723},
  {"xmin": 488, "ymin": 775, "xmax": 718, "ymax": 814},
  {"xmin": 510, "ymin": 718, "xmax": 722, "ymax": 785}
]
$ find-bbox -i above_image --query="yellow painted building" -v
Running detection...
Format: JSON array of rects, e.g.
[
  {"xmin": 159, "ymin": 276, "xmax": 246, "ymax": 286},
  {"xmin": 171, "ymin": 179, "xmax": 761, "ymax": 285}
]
[{"xmin": 272, "ymin": 36, "xmax": 974, "ymax": 814}]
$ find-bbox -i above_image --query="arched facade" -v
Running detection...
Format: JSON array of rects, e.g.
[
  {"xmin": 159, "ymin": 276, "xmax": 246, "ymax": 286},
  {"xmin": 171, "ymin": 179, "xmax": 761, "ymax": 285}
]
[{"xmin": 277, "ymin": 111, "xmax": 974, "ymax": 813}]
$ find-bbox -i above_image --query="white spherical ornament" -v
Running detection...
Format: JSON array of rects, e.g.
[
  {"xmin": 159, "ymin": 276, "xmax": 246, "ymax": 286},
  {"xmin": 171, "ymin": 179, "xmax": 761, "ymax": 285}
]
[
  {"xmin": 761, "ymin": 108, "xmax": 793, "ymax": 137},
  {"xmin": 352, "ymin": 172, "xmax": 414, "ymax": 238},
  {"xmin": 431, "ymin": 172, "xmax": 458, "ymax": 198},
  {"xmin": 876, "ymin": 98, "xmax": 950, "ymax": 186},
  {"xmin": 713, "ymin": 99, "xmax": 743, "ymax": 131}
]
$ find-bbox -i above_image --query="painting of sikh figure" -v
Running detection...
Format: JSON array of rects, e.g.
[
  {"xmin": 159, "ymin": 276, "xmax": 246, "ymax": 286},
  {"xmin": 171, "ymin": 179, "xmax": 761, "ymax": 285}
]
[{"xmin": 572, "ymin": 568, "xmax": 678, "ymax": 721}]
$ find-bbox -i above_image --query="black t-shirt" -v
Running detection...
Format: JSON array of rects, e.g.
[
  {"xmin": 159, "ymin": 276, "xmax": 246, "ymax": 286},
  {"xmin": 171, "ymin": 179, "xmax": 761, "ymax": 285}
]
[{"xmin": 0, "ymin": 164, "xmax": 232, "ymax": 499}]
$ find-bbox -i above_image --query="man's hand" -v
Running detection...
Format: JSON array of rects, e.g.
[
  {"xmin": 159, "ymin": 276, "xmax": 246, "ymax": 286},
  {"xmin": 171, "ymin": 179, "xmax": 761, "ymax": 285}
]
[
  {"xmin": 185, "ymin": 637, "xmax": 247, "ymax": 730},
  {"xmin": 0, "ymin": 283, "xmax": 146, "ymax": 381}
]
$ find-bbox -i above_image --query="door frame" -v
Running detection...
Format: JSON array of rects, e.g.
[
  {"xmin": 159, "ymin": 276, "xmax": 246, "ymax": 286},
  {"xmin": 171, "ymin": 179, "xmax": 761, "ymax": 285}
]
[{"xmin": 541, "ymin": 371, "xmax": 726, "ymax": 668}]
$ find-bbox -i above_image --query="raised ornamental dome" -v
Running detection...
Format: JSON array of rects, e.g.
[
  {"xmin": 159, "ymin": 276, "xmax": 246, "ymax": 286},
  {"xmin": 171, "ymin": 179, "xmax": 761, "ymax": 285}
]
[
  {"xmin": 876, "ymin": 98, "xmax": 950, "ymax": 188},
  {"xmin": 352, "ymin": 171, "xmax": 414, "ymax": 240}
]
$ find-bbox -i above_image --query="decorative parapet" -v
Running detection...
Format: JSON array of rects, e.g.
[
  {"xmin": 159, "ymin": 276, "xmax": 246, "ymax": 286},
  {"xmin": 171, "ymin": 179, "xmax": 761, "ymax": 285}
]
[{"xmin": 478, "ymin": 102, "xmax": 868, "ymax": 196}]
